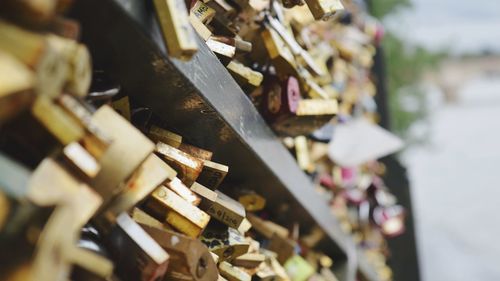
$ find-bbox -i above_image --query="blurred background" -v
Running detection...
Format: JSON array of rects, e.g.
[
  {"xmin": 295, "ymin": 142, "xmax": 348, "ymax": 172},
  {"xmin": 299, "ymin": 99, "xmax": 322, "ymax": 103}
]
[{"xmin": 371, "ymin": 0, "xmax": 500, "ymax": 280}]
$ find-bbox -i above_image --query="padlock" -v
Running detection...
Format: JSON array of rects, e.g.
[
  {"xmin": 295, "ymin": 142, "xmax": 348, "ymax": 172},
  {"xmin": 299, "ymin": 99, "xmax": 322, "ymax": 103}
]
[
  {"xmin": 153, "ymin": 0, "xmax": 198, "ymax": 60},
  {"xmin": 201, "ymin": 223, "xmax": 249, "ymax": 262},
  {"xmin": 146, "ymin": 185, "xmax": 210, "ymax": 237},
  {"xmin": 232, "ymin": 253, "xmax": 266, "ymax": 268},
  {"xmin": 105, "ymin": 213, "xmax": 170, "ymax": 281},
  {"xmin": 140, "ymin": 224, "xmax": 219, "ymax": 281},
  {"xmin": 90, "ymin": 105, "xmax": 155, "ymax": 204},
  {"xmin": 246, "ymin": 213, "xmax": 289, "ymax": 239},
  {"xmin": 226, "ymin": 60, "xmax": 263, "ymax": 89},
  {"xmin": 206, "ymin": 191, "xmax": 246, "ymax": 229},
  {"xmin": 148, "ymin": 125, "xmax": 183, "ymax": 148},
  {"xmin": 0, "ymin": 19, "xmax": 68, "ymax": 98},
  {"xmin": 165, "ymin": 177, "xmax": 201, "ymax": 206},
  {"xmin": 103, "ymin": 154, "xmax": 176, "ymax": 216},
  {"xmin": 191, "ymin": 182, "xmax": 218, "ymax": 211},
  {"xmin": 303, "ymin": 0, "xmax": 343, "ymax": 21},
  {"xmin": 219, "ymin": 261, "xmax": 251, "ymax": 281},
  {"xmin": 155, "ymin": 142, "xmax": 204, "ymax": 186},
  {"xmin": 178, "ymin": 143, "xmax": 213, "ymax": 161},
  {"xmin": 60, "ymin": 141, "xmax": 101, "ymax": 179},
  {"xmin": 197, "ymin": 159, "xmax": 229, "ymax": 190},
  {"xmin": 0, "ymin": 50, "xmax": 35, "ymax": 124}
]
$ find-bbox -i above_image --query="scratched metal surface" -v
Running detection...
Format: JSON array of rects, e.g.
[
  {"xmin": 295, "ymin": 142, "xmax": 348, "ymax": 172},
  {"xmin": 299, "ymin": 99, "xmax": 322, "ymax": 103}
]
[{"xmin": 71, "ymin": 0, "xmax": 358, "ymax": 279}]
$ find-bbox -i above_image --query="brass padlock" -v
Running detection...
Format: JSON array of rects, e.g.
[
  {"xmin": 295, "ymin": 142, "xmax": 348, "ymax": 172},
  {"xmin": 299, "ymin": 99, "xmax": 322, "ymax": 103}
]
[
  {"xmin": 219, "ymin": 261, "xmax": 251, "ymax": 281},
  {"xmin": 155, "ymin": 142, "xmax": 204, "ymax": 187},
  {"xmin": 148, "ymin": 125, "xmax": 182, "ymax": 148},
  {"xmin": 0, "ymin": 0, "xmax": 58, "ymax": 26},
  {"xmin": 60, "ymin": 142, "xmax": 100, "ymax": 180},
  {"xmin": 197, "ymin": 159, "xmax": 229, "ymax": 190},
  {"xmin": 27, "ymin": 158, "xmax": 82, "ymax": 206},
  {"xmin": 261, "ymin": 25, "xmax": 298, "ymax": 78},
  {"xmin": 131, "ymin": 207, "xmax": 173, "ymax": 232},
  {"xmin": 0, "ymin": 19, "xmax": 68, "ymax": 98},
  {"xmin": 191, "ymin": 0, "xmax": 216, "ymax": 24},
  {"xmin": 0, "ymin": 50, "xmax": 35, "ymax": 124},
  {"xmin": 206, "ymin": 191, "xmax": 245, "ymax": 228},
  {"xmin": 146, "ymin": 185, "xmax": 210, "ymax": 238},
  {"xmin": 90, "ymin": 105, "xmax": 155, "ymax": 204},
  {"xmin": 268, "ymin": 233, "xmax": 296, "ymax": 264},
  {"xmin": 211, "ymin": 36, "xmax": 252, "ymax": 53},
  {"xmin": 237, "ymin": 190, "xmax": 266, "ymax": 212},
  {"xmin": 206, "ymin": 38, "xmax": 236, "ymax": 62},
  {"xmin": 140, "ymin": 224, "xmax": 219, "ymax": 281},
  {"xmin": 247, "ymin": 213, "xmax": 289, "ymax": 239},
  {"xmin": 294, "ymin": 136, "xmax": 314, "ymax": 173},
  {"xmin": 46, "ymin": 34, "xmax": 91, "ymax": 97},
  {"xmin": 303, "ymin": 0, "xmax": 343, "ymax": 21},
  {"xmin": 57, "ymin": 94, "xmax": 112, "ymax": 160},
  {"xmin": 201, "ymin": 223, "xmax": 249, "ymax": 262},
  {"xmin": 178, "ymin": 143, "xmax": 213, "ymax": 161},
  {"xmin": 165, "ymin": 177, "xmax": 201, "ymax": 206},
  {"xmin": 31, "ymin": 96, "xmax": 85, "ymax": 145},
  {"xmin": 226, "ymin": 60, "xmax": 263, "ymax": 89},
  {"xmin": 232, "ymin": 253, "xmax": 266, "ymax": 268},
  {"xmin": 106, "ymin": 213, "xmax": 170, "ymax": 281},
  {"xmin": 189, "ymin": 13, "xmax": 213, "ymax": 41},
  {"xmin": 103, "ymin": 154, "xmax": 176, "ymax": 216},
  {"xmin": 153, "ymin": 0, "xmax": 198, "ymax": 60},
  {"xmin": 190, "ymin": 181, "xmax": 218, "ymax": 211}
]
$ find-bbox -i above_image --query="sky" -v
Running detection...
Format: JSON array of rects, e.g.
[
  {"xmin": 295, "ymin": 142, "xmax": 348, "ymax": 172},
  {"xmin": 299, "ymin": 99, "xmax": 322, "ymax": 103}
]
[{"xmin": 385, "ymin": 0, "xmax": 500, "ymax": 54}]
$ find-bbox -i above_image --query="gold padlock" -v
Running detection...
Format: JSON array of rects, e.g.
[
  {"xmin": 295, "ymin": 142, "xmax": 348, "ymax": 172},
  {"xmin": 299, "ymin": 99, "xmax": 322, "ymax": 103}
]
[
  {"xmin": 226, "ymin": 60, "xmax": 263, "ymax": 88},
  {"xmin": 140, "ymin": 224, "xmax": 219, "ymax": 281},
  {"xmin": 153, "ymin": 0, "xmax": 198, "ymax": 60},
  {"xmin": 303, "ymin": 0, "xmax": 344, "ymax": 21},
  {"xmin": 61, "ymin": 141, "xmax": 101, "ymax": 179},
  {"xmin": 146, "ymin": 185, "xmax": 210, "ymax": 238},
  {"xmin": 197, "ymin": 159, "xmax": 229, "ymax": 190},
  {"xmin": 90, "ymin": 105, "xmax": 155, "ymax": 204},
  {"xmin": 178, "ymin": 142, "xmax": 213, "ymax": 161},
  {"xmin": 247, "ymin": 213, "xmax": 289, "ymax": 239},
  {"xmin": 148, "ymin": 125, "xmax": 183, "ymax": 148},
  {"xmin": 155, "ymin": 142, "xmax": 204, "ymax": 187},
  {"xmin": 232, "ymin": 253, "xmax": 266, "ymax": 269},
  {"xmin": 165, "ymin": 177, "xmax": 201, "ymax": 206},
  {"xmin": 206, "ymin": 191, "xmax": 246, "ymax": 228},
  {"xmin": 0, "ymin": 50, "xmax": 35, "ymax": 124},
  {"xmin": 201, "ymin": 224, "xmax": 249, "ymax": 262},
  {"xmin": 189, "ymin": 12, "xmax": 213, "ymax": 41},
  {"xmin": 0, "ymin": 19, "xmax": 68, "ymax": 98},
  {"xmin": 31, "ymin": 96, "xmax": 85, "ymax": 145},
  {"xmin": 103, "ymin": 154, "xmax": 176, "ymax": 216},
  {"xmin": 106, "ymin": 213, "xmax": 170, "ymax": 281},
  {"xmin": 57, "ymin": 96, "xmax": 112, "ymax": 160},
  {"xmin": 191, "ymin": 181, "xmax": 218, "ymax": 211},
  {"xmin": 219, "ymin": 261, "xmax": 251, "ymax": 281}
]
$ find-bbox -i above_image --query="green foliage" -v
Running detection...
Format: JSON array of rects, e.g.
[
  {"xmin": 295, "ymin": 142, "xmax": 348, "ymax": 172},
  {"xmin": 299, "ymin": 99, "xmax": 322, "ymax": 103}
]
[
  {"xmin": 382, "ymin": 33, "xmax": 446, "ymax": 139},
  {"xmin": 368, "ymin": 0, "xmax": 447, "ymax": 141},
  {"xmin": 368, "ymin": 0, "xmax": 412, "ymax": 19}
]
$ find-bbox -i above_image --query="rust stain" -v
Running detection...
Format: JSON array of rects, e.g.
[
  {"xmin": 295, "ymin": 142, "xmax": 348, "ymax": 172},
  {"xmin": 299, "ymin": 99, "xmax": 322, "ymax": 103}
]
[
  {"xmin": 151, "ymin": 53, "xmax": 169, "ymax": 74},
  {"xmin": 219, "ymin": 124, "xmax": 234, "ymax": 143},
  {"xmin": 180, "ymin": 95, "xmax": 205, "ymax": 111}
]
